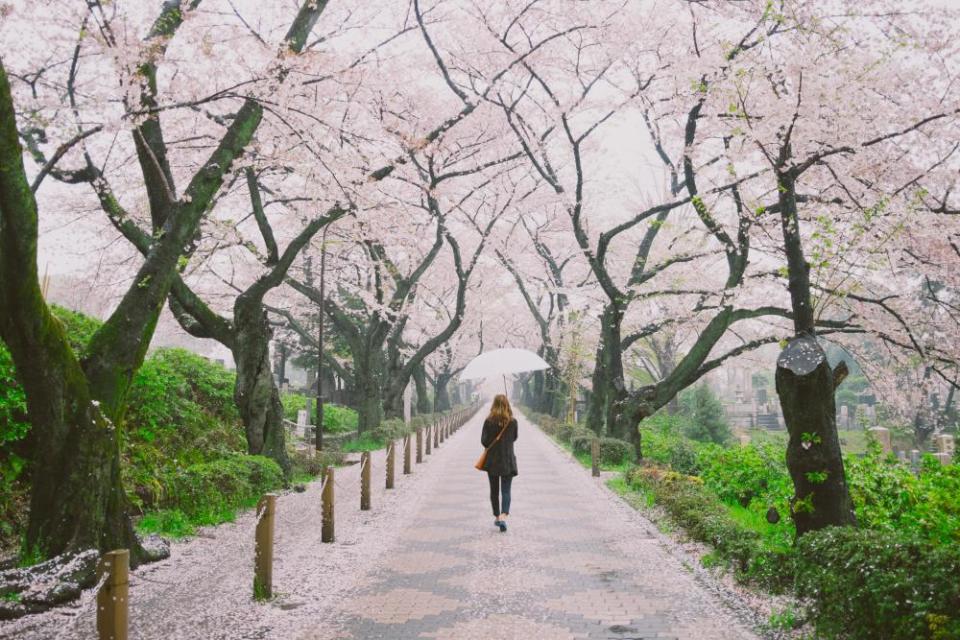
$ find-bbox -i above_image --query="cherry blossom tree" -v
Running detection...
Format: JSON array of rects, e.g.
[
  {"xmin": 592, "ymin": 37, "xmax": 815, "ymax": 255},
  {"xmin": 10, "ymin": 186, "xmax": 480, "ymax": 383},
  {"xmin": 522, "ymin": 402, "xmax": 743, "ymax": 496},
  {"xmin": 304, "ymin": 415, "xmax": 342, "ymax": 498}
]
[{"xmin": 0, "ymin": 0, "xmax": 328, "ymax": 562}]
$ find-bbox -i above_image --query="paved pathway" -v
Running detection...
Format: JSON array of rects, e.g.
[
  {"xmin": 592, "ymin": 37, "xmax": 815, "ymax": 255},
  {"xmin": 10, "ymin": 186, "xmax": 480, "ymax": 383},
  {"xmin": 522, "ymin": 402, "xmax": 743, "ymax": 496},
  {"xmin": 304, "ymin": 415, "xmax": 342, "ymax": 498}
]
[{"xmin": 322, "ymin": 414, "xmax": 761, "ymax": 640}]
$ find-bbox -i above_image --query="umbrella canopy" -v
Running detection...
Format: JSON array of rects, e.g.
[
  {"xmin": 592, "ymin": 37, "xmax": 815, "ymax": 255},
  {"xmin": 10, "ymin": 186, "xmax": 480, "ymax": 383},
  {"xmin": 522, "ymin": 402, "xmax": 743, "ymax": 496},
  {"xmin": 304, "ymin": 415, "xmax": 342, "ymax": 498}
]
[{"xmin": 459, "ymin": 348, "xmax": 550, "ymax": 381}]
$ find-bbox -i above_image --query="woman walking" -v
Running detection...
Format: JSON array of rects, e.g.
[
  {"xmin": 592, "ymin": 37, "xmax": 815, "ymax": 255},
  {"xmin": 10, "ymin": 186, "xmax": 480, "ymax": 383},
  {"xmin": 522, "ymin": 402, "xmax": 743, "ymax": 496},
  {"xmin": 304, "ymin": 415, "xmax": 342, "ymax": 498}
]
[{"xmin": 480, "ymin": 394, "xmax": 518, "ymax": 532}]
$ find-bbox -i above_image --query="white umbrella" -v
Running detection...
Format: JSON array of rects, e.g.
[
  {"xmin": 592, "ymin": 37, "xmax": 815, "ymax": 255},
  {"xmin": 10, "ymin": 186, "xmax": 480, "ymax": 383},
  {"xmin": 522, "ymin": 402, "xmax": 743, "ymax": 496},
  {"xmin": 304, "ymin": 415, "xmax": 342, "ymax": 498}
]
[{"xmin": 459, "ymin": 348, "xmax": 551, "ymax": 395}]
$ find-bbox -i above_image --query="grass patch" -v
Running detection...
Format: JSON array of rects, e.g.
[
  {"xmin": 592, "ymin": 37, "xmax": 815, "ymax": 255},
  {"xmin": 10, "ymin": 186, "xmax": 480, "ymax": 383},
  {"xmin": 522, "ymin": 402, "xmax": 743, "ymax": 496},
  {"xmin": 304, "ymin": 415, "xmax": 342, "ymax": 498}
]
[
  {"xmin": 2, "ymin": 592, "xmax": 21, "ymax": 603},
  {"xmin": 136, "ymin": 509, "xmax": 198, "ymax": 538},
  {"xmin": 724, "ymin": 502, "xmax": 793, "ymax": 553},
  {"xmin": 341, "ymin": 433, "xmax": 386, "ymax": 453}
]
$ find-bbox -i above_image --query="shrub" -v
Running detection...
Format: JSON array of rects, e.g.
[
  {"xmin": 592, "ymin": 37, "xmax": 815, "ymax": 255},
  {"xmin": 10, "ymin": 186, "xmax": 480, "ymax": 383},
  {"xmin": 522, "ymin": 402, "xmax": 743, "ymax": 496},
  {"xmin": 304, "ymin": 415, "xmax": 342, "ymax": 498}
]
[
  {"xmin": 289, "ymin": 448, "xmax": 344, "ymax": 478},
  {"xmin": 323, "ymin": 404, "xmax": 358, "ymax": 433},
  {"xmin": 124, "ymin": 348, "xmax": 244, "ymax": 509},
  {"xmin": 372, "ymin": 417, "xmax": 409, "ymax": 442},
  {"xmin": 599, "ymin": 437, "xmax": 633, "ymax": 465},
  {"xmin": 556, "ymin": 422, "xmax": 582, "ymax": 443},
  {"xmin": 159, "ymin": 454, "xmax": 284, "ymax": 523},
  {"xmin": 794, "ymin": 527, "xmax": 960, "ymax": 640},
  {"xmin": 281, "ymin": 392, "xmax": 308, "ymax": 421},
  {"xmin": 698, "ymin": 442, "xmax": 791, "ymax": 513},
  {"xmin": 570, "ymin": 432, "xmax": 595, "ymax": 456},
  {"xmin": 626, "ymin": 466, "xmax": 791, "ymax": 589},
  {"xmin": 845, "ymin": 442, "xmax": 960, "ymax": 545}
]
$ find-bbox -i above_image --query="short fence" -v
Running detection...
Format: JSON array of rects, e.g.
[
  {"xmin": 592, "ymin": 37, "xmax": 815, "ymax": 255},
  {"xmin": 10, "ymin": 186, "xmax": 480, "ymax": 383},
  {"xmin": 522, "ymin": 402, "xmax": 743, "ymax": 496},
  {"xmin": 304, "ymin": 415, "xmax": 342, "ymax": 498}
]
[{"xmin": 93, "ymin": 402, "xmax": 481, "ymax": 639}]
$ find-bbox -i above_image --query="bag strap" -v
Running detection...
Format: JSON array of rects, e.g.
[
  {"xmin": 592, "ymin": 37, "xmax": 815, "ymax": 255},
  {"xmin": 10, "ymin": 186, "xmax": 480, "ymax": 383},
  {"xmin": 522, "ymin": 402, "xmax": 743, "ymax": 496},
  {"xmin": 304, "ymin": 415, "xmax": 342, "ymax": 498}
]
[{"xmin": 485, "ymin": 420, "xmax": 510, "ymax": 451}]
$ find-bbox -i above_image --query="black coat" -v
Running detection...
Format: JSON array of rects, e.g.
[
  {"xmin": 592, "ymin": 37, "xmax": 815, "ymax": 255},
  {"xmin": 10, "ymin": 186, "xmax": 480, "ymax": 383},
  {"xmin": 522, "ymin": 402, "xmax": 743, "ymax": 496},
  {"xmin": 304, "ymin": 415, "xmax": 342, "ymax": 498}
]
[{"xmin": 481, "ymin": 417, "xmax": 518, "ymax": 477}]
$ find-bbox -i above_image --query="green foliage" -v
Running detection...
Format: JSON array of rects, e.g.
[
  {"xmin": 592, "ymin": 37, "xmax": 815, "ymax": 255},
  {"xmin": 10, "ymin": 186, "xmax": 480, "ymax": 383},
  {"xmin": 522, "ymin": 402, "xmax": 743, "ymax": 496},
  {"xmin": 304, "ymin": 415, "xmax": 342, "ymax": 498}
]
[
  {"xmin": 599, "ymin": 437, "xmax": 633, "ymax": 465},
  {"xmin": 846, "ymin": 441, "xmax": 960, "ymax": 544},
  {"xmin": 322, "ymin": 404, "xmax": 358, "ymax": 433},
  {"xmin": 123, "ymin": 348, "xmax": 244, "ymax": 511},
  {"xmin": 625, "ymin": 466, "xmax": 791, "ymax": 588},
  {"xmin": 372, "ymin": 417, "xmax": 409, "ymax": 442},
  {"xmin": 49, "ymin": 304, "xmax": 102, "ymax": 357},
  {"xmin": 794, "ymin": 527, "xmax": 960, "ymax": 640},
  {"xmin": 678, "ymin": 384, "xmax": 732, "ymax": 445},
  {"xmin": 281, "ymin": 393, "xmax": 358, "ymax": 434},
  {"xmin": 281, "ymin": 392, "xmax": 307, "ymax": 421},
  {"xmin": 698, "ymin": 441, "xmax": 793, "ymax": 518},
  {"xmin": 342, "ymin": 432, "xmax": 386, "ymax": 453},
  {"xmin": 149, "ymin": 455, "xmax": 284, "ymax": 529}
]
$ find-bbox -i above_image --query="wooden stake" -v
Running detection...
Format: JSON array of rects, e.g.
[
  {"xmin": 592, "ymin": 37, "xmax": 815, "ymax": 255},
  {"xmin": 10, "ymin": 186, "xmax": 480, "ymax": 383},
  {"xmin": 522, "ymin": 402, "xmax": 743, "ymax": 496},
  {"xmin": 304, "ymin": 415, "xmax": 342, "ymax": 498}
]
[
  {"xmin": 425, "ymin": 425, "xmax": 432, "ymax": 455},
  {"xmin": 416, "ymin": 428, "xmax": 423, "ymax": 463},
  {"xmin": 253, "ymin": 494, "xmax": 276, "ymax": 600},
  {"xmin": 97, "ymin": 549, "xmax": 128, "ymax": 640},
  {"xmin": 434, "ymin": 420, "xmax": 440, "ymax": 448},
  {"xmin": 322, "ymin": 467, "xmax": 335, "ymax": 543},
  {"xmin": 592, "ymin": 439, "xmax": 600, "ymax": 477},
  {"xmin": 361, "ymin": 451, "xmax": 371, "ymax": 510},
  {"xmin": 404, "ymin": 434, "xmax": 412, "ymax": 474},
  {"xmin": 386, "ymin": 441, "xmax": 395, "ymax": 489}
]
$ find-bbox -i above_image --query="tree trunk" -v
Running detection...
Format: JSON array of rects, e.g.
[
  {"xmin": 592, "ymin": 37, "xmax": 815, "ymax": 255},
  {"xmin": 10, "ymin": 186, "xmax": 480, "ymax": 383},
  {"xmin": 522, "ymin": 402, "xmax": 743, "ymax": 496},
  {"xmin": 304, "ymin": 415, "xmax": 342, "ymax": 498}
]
[
  {"xmin": 433, "ymin": 375, "xmax": 452, "ymax": 412},
  {"xmin": 776, "ymin": 335, "xmax": 856, "ymax": 534},
  {"xmin": 412, "ymin": 365, "xmax": 431, "ymax": 415},
  {"xmin": 0, "ymin": 62, "xmax": 141, "ymax": 561},
  {"xmin": 353, "ymin": 348, "xmax": 384, "ymax": 434},
  {"xmin": 587, "ymin": 303, "xmax": 628, "ymax": 436},
  {"xmin": 233, "ymin": 297, "xmax": 289, "ymax": 475},
  {"xmin": 775, "ymin": 167, "xmax": 855, "ymax": 535}
]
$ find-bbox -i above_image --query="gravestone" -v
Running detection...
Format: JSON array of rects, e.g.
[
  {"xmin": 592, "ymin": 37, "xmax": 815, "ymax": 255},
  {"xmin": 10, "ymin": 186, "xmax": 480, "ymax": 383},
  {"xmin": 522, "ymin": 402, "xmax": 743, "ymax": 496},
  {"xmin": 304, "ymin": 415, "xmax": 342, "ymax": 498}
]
[
  {"xmin": 867, "ymin": 426, "xmax": 892, "ymax": 453},
  {"xmin": 934, "ymin": 434, "xmax": 955, "ymax": 456},
  {"xmin": 934, "ymin": 452, "xmax": 952, "ymax": 466},
  {"xmin": 297, "ymin": 410, "xmax": 309, "ymax": 437},
  {"xmin": 910, "ymin": 449, "xmax": 921, "ymax": 467}
]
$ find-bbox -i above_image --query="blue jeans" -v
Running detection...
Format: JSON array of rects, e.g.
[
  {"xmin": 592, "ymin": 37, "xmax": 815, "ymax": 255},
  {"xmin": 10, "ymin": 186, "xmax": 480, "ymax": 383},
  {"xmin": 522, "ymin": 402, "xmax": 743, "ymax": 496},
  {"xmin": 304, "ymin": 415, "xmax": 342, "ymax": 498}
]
[{"xmin": 488, "ymin": 474, "xmax": 513, "ymax": 516}]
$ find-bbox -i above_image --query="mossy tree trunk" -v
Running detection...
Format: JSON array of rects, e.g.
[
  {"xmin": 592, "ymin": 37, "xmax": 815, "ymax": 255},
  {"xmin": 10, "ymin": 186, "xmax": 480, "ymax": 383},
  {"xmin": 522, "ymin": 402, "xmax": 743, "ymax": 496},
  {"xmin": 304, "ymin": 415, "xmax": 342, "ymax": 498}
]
[{"xmin": 774, "ymin": 167, "xmax": 855, "ymax": 535}]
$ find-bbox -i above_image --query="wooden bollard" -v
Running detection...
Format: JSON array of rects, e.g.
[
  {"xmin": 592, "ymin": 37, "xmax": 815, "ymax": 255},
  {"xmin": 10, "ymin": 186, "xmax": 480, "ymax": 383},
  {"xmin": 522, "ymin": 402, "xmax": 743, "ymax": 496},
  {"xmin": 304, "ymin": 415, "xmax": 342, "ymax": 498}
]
[
  {"xmin": 386, "ymin": 441, "xmax": 395, "ymax": 489},
  {"xmin": 404, "ymin": 434, "xmax": 412, "ymax": 474},
  {"xmin": 416, "ymin": 428, "xmax": 423, "ymax": 462},
  {"xmin": 591, "ymin": 439, "xmax": 600, "ymax": 477},
  {"xmin": 425, "ymin": 424, "xmax": 432, "ymax": 455},
  {"xmin": 434, "ymin": 421, "xmax": 440, "ymax": 448},
  {"xmin": 253, "ymin": 493, "xmax": 276, "ymax": 600},
  {"xmin": 322, "ymin": 466, "xmax": 335, "ymax": 543},
  {"xmin": 97, "ymin": 549, "xmax": 128, "ymax": 640},
  {"xmin": 439, "ymin": 420, "xmax": 445, "ymax": 444},
  {"xmin": 361, "ymin": 451, "xmax": 371, "ymax": 510}
]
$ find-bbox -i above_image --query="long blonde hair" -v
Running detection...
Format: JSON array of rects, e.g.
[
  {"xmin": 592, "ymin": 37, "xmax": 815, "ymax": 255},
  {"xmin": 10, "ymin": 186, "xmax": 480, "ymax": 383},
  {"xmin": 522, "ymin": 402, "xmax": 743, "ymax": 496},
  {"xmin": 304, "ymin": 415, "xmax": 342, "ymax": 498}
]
[{"xmin": 487, "ymin": 394, "xmax": 513, "ymax": 427}]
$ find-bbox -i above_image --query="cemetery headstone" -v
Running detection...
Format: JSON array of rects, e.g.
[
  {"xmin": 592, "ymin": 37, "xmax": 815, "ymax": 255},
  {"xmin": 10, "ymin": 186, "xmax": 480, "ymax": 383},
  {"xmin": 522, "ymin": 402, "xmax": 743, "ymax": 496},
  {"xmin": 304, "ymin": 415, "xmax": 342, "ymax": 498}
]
[{"xmin": 867, "ymin": 426, "xmax": 892, "ymax": 454}]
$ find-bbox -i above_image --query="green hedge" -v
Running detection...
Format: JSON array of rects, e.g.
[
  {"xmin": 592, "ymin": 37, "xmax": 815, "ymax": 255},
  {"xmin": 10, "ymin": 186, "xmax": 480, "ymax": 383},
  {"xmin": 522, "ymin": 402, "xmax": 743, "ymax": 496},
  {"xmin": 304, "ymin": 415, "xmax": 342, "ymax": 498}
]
[
  {"xmin": 795, "ymin": 527, "xmax": 960, "ymax": 640},
  {"xmin": 626, "ymin": 466, "xmax": 790, "ymax": 588},
  {"xmin": 158, "ymin": 454, "xmax": 284, "ymax": 523}
]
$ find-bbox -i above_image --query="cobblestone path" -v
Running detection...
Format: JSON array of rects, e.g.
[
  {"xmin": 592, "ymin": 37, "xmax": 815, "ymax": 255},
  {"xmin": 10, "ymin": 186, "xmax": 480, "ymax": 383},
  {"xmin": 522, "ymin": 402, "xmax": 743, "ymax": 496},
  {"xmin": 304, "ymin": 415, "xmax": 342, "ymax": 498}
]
[{"xmin": 326, "ymin": 414, "xmax": 760, "ymax": 640}]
